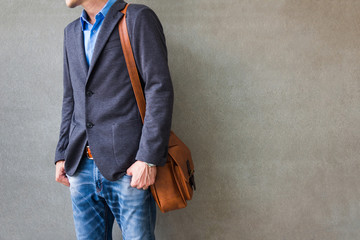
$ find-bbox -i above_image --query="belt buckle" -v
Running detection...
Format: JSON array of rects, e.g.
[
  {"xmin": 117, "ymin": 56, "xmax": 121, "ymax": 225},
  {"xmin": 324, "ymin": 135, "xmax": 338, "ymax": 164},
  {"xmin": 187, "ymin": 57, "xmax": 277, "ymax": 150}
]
[{"xmin": 86, "ymin": 146, "xmax": 93, "ymax": 159}]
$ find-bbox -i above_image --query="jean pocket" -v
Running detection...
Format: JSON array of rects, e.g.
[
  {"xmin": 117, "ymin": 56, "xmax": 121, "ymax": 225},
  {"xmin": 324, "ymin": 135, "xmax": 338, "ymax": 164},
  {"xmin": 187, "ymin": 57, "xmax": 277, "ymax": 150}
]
[{"xmin": 65, "ymin": 173, "xmax": 71, "ymax": 180}]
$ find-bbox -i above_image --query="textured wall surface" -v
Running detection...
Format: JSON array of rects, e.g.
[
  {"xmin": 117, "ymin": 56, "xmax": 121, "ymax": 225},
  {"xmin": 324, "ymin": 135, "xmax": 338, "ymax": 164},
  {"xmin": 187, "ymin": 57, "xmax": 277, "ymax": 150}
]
[{"xmin": 1, "ymin": 0, "xmax": 360, "ymax": 239}]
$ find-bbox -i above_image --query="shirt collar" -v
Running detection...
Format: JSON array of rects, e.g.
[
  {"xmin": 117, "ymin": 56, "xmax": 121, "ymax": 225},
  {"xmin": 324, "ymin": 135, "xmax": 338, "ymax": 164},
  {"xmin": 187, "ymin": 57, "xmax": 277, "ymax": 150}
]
[{"xmin": 80, "ymin": 0, "xmax": 117, "ymax": 31}]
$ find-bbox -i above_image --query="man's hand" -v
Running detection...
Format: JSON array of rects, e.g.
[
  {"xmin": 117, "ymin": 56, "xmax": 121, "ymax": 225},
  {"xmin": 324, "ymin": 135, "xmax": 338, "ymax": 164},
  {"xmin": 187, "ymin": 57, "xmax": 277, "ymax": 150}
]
[
  {"xmin": 126, "ymin": 160, "xmax": 156, "ymax": 190},
  {"xmin": 55, "ymin": 160, "xmax": 70, "ymax": 187}
]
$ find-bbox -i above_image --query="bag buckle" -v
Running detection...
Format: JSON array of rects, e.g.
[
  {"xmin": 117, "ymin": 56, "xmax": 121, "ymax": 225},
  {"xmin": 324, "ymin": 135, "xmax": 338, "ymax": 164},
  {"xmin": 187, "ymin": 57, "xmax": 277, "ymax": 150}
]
[{"xmin": 187, "ymin": 160, "xmax": 196, "ymax": 191}]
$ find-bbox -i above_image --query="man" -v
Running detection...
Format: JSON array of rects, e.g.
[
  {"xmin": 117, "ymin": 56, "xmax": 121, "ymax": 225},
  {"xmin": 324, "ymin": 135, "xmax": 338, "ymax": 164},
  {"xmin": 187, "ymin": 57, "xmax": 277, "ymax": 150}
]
[{"xmin": 54, "ymin": 0, "xmax": 174, "ymax": 239}]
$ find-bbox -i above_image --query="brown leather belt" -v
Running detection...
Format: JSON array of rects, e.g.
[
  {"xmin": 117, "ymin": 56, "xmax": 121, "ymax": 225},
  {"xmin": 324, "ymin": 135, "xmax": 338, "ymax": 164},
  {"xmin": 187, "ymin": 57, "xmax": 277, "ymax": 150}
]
[{"xmin": 85, "ymin": 145, "xmax": 93, "ymax": 159}]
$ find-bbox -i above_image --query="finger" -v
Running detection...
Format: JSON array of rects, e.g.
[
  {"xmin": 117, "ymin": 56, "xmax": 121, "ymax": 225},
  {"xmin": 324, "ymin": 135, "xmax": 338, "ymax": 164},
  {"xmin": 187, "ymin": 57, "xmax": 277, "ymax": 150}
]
[
  {"xmin": 141, "ymin": 183, "xmax": 151, "ymax": 190},
  {"xmin": 62, "ymin": 178, "xmax": 70, "ymax": 187},
  {"xmin": 149, "ymin": 176, "xmax": 155, "ymax": 185},
  {"xmin": 146, "ymin": 175, "xmax": 154, "ymax": 186},
  {"xmin": 148, "ymin": 175, "xmax": 155, "ymax": 185},
  {"xmin": 142, "ymin": 182, "xmax": 149, "ymax": 190},
  {"xmin": 139, "ymin": 176, "xmax": 149, "ymax": 189},
  {"xmin": 58, "ymin": 175, "xmax": 70, "ymax": 187},
  {"xmin": 130, "ymin": 178, "xmax": 138, "ymax": 188},
  {"xmin": 136, "ymin": 181, "xmax": 145, "ymax": 189},
  {"xmin": 55, "ymin": 173, "xmax": 63, "ymax": 182}
]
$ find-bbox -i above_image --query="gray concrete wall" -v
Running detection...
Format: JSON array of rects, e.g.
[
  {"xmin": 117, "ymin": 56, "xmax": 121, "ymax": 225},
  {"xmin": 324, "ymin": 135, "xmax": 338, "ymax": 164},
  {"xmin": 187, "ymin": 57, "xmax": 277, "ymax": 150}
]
[{"xmin": 1, "ymin": 0, "xmax": 360, "ymax": 239}]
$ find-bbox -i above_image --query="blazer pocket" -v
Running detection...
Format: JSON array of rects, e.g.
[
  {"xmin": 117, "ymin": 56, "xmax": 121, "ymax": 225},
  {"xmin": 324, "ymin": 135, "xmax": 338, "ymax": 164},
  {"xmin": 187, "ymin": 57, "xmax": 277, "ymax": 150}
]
[
  {"xmin": 112, "ymin": 118, "xmax": 142, "ymax": 166},
  {"xmin": 69, "ymin": 123, "xmax": 77, "ymax": 138}
]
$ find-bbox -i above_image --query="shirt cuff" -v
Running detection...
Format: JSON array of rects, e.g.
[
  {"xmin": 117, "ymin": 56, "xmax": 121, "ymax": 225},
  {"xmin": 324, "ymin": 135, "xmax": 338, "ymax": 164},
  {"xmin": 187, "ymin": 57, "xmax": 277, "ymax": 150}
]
[{"xmin": 145, "ymin": 162, "xmax": 156, "ymax": 167}]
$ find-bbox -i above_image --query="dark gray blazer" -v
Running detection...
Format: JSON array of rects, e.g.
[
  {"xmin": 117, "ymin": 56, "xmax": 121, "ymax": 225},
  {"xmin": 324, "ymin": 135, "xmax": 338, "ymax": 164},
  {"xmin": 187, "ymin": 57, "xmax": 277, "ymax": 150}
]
[{"xmin": 55, "ymin": 0, "xmax": 174, "ymax": 181}]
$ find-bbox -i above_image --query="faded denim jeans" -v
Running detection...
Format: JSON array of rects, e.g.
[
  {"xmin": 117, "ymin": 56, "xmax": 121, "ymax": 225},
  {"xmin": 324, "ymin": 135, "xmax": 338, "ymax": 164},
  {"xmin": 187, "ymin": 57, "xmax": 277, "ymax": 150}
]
[{"xmin": 66, "ymin": 156, "xmax": 156, "ymax": 240}]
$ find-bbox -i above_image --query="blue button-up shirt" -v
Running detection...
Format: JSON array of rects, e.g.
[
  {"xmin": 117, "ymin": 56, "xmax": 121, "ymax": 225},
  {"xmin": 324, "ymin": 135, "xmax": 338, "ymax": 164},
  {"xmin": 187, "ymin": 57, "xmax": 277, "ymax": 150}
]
[{"xmin": 80, "ymin": 0, "xmax": 117, "ymax": 66}]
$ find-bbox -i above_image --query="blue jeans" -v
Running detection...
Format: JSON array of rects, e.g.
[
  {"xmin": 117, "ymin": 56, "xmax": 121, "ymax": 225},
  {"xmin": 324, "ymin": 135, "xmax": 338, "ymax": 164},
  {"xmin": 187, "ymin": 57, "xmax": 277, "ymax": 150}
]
[{"xmin": 66, "ymin": 156, "xmax": 156, "ymax": 240}]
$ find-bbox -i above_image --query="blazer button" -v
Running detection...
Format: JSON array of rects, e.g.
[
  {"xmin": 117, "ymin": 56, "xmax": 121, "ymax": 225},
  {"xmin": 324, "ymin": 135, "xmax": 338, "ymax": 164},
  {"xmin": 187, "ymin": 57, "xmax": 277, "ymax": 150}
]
[
  {"xmin": 86, "ymin": 90, "xmax": 93, "ymax": 97},
  {"xmin": 86, "ymin": 122, "xmax": 94, "ymax": 128}
]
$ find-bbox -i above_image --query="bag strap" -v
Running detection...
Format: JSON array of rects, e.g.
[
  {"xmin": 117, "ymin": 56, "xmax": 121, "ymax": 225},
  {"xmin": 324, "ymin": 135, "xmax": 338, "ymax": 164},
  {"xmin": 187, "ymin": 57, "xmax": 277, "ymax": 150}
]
[{"xmin": 119, "ymin": 4, "xmax": 146, "ymax": 123}]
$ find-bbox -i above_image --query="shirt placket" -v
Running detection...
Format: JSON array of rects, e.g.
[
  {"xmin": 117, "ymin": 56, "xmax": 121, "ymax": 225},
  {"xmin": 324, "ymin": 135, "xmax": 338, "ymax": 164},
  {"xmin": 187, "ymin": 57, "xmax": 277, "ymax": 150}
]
[{"xmin": 87, "ymin": 13, "xmax": 104, "ymax": 64}]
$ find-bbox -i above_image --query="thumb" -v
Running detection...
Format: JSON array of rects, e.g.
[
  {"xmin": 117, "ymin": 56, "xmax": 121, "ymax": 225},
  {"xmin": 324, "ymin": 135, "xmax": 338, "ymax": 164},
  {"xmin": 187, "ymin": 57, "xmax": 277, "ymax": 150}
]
[{"xmin": 126, "ymin": 166, "xmax": 133, "ymax": 176}]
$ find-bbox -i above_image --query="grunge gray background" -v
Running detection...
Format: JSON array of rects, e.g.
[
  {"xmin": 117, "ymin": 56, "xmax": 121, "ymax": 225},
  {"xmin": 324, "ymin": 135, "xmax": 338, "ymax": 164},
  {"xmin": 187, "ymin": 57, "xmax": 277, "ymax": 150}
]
[{"xmin": 1, "ymin": 0, "xmax": 359, "ymax": 239}]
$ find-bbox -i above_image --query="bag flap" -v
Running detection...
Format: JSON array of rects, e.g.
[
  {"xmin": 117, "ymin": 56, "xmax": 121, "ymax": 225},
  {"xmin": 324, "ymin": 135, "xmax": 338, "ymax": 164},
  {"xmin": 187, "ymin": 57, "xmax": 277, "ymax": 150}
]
[{"xmin": 167, "ymin": 131, "xmax": 194, "ymax": 182}]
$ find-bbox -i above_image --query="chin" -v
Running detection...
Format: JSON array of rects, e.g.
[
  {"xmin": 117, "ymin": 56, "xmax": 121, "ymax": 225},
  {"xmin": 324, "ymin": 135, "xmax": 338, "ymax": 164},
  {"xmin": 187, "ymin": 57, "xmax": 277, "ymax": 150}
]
[{"xmin": 65, "ymin": 0, "xmax": 80, "ymax": 8}]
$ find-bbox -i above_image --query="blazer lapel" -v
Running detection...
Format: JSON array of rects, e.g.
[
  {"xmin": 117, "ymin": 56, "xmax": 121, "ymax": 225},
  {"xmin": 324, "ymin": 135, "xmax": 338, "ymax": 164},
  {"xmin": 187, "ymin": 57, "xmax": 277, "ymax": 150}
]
[
  {"xmin": 86, "ymin": 0, "xmax": 127, "ymax": 83},
  {"xmin": 73, "ymin": 20, "xmax": 89, "ymax": 80}
]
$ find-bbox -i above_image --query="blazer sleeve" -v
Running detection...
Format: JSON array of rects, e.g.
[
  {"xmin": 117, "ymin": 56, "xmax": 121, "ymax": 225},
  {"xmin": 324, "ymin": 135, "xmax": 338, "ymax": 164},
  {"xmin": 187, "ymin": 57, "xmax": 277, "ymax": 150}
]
[
  {"xmin": 54, "ymin": 29, "xmax": 74, "ymax": 164},
  {"xmin": 128, "ymin": 6, "xmax": 174, "ymax": 166}
]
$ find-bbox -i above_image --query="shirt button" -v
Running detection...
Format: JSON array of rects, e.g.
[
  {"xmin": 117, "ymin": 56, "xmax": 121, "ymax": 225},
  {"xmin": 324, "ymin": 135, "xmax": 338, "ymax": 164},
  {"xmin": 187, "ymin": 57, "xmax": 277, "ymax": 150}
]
[
  {"xmin": 86, "ymin": 122, "xmax": 94, "ymax": 128},
  {"xmin": 86, "ymin": 90, "xmax": 93, "ymax": 97},
  {"xmin": 92, "ymin": 30, "xmax": 96, "ymax": 33}
]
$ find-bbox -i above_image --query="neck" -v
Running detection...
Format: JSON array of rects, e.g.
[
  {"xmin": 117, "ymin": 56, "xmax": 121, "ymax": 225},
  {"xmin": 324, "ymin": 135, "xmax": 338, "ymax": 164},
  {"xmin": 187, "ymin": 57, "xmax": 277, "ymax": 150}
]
[{"xmin": 82, "ymin": 0, "xmax": 108, "ymax": 24}]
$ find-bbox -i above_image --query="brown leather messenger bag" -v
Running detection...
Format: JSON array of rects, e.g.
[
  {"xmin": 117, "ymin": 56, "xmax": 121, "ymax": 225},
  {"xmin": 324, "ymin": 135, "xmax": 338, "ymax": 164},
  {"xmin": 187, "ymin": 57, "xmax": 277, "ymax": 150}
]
[{"xmin": 118, "ymin": 4, "xmax": 196, "ymax": 213}]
